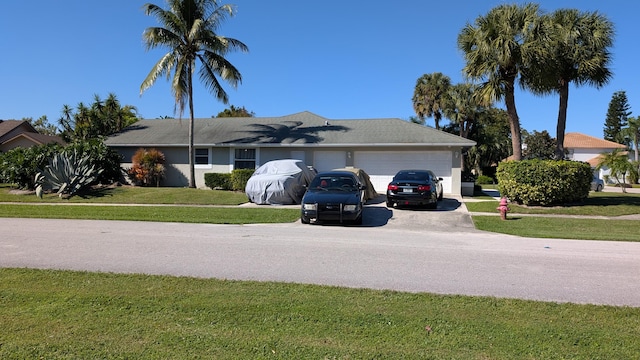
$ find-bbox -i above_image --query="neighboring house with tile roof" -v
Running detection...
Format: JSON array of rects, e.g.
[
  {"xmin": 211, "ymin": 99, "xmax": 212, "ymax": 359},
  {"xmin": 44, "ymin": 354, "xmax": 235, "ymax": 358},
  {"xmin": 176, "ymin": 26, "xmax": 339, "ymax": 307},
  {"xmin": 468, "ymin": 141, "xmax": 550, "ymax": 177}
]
[
  {"xmin": 0, "ymin": 120, "xmax": 65, "ymax": 152},
  {"xmin": 564, "ymin": 132, "xmax": 629, "ymax": 181},
  {"xmin": 105, "ymin": 111, "xmax": 476, "ymax": 194}
]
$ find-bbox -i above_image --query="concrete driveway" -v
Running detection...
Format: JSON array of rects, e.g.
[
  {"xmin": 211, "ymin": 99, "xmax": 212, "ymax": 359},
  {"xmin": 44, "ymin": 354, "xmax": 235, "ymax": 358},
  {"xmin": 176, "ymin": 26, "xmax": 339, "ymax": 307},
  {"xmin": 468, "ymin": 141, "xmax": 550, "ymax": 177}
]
[
  {"xmin": 247, "ymin": 194, "xmax": 477, "ymax": 232},
  {"xmin": 359, "ymin": 195, "xmax": 477, "ymax": 232}
]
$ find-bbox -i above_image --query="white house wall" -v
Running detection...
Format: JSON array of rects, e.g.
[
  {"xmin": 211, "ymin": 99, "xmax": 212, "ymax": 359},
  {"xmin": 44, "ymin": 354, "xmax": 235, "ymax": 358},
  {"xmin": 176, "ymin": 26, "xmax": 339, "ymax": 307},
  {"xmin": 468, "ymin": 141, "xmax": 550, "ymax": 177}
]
[
  {"xmin": 111, "ymin": 146, "xmax": 465, "ymax": 193},
  {"xmin": 354, "ymin": 150, "xmax": 453, "ymax": 193}
]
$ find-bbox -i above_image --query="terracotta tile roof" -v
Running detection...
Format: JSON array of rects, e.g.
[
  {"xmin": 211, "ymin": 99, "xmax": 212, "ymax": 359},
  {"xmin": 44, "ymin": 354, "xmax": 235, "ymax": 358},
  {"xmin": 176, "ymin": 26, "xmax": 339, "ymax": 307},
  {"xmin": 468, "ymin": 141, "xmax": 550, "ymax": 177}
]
[{"xmin": 564, "ymin": 132, "xmax": 626, "ymax": 149}]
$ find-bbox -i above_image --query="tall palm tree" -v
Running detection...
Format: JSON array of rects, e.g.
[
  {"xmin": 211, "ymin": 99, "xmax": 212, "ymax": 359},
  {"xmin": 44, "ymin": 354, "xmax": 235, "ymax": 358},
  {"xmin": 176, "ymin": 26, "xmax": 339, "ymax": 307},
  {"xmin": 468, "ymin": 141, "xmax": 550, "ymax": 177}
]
[
  {"xmin": 458, "ymin": 3, "xmax": 540, "ymax": 161},
  {"xmin": 412, "ymin": 72, "xmax": 451, "ymax": 130},
  {"xmin": 525, "ymin": 9, "xmax": 614, "ymax": 159},
  {"xmin": 140, "ymin": 0, "xmax": 248, "ymax": 188},
  {"xmin": 443, "ymin": 83, "xmax": 482, "ymax": 139}
]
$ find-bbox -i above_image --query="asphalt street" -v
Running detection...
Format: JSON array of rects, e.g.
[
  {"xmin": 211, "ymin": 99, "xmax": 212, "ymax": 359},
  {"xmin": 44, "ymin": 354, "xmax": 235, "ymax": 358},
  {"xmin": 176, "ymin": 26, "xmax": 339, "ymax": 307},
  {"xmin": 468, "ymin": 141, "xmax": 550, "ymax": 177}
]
[{"xmin": 2, "ymin": 197, "xmax": 639, "ymax": 307}]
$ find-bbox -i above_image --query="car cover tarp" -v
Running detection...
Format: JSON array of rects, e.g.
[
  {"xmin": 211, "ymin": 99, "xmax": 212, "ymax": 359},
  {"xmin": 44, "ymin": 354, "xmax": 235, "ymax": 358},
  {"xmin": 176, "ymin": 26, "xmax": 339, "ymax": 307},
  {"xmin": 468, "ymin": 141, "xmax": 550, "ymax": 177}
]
[
  {"xmin": 332, "ymin": 167, "xmax": 379, "ymax": 200},
  {"xmin": 245, "ymin": 159, "xmax": 316, "ymax": 205}
]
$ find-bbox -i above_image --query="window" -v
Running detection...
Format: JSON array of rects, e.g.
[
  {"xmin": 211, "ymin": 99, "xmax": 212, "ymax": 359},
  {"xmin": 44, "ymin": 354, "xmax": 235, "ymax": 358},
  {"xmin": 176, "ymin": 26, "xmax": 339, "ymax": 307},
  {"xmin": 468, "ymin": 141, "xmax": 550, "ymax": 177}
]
[
  {"xmin": 195, "ymin": 148, "xmax": 209, "ymax": 165},
  {"xmin": 234, "ymin": 148, "xmax": 256, "ymax": 169}
]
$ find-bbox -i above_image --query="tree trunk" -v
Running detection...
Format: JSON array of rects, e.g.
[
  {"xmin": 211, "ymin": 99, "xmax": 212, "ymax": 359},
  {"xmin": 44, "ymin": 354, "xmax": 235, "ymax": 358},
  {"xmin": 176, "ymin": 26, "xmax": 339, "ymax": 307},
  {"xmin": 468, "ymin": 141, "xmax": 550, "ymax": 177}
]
[
  {"xmin": 504, "ymin": 85, "xmax": 522, "ymax": 161},
  {"xmin": 188, "ymin": 69, "xmax": 196, "ymax": 189},
  {"xmin": 555, "ymin": 81, "xmax": 569, "ymax": 160}
]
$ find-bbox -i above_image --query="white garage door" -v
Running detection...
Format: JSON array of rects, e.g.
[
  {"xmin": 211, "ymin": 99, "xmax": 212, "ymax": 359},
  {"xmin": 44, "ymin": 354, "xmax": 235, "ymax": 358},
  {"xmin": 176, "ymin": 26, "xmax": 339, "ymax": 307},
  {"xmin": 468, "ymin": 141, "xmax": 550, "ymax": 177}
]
[
  {"xmin": 354, "ymin": 151, "xmax": 452, "ymax": 193},
  {"xmin": 313, "ymin": 151, "xmax": 346, "ymax": 172}
]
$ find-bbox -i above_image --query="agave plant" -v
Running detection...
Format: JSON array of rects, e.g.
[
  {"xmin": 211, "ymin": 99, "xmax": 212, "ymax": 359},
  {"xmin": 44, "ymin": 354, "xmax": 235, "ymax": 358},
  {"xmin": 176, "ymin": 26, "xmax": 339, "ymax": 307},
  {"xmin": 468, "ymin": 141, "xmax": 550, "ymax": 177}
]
[{"xmin": 35, "ymin": 151, "xmax": 103, "ymax": 198}]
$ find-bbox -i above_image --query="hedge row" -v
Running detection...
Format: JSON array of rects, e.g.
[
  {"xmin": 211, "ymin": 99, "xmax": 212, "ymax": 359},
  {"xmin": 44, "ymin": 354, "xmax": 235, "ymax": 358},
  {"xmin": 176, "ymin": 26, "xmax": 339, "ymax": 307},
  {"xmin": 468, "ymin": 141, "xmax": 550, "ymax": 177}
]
[
  {"xmin": 496, "ymin": 160, "xmax": 592, "ymax": 206},
  {"xmin": 204, "ymin": 169, "xmax": 254, "ymax": 191}
]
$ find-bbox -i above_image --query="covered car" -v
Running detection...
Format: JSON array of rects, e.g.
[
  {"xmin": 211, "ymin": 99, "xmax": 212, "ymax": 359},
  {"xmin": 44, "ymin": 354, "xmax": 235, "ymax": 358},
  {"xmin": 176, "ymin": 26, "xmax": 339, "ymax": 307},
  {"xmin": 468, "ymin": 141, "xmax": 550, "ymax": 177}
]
[
  {"xmin": 245, "ymin": 159, "xmax": 316, "ymax": 205},
  {"xmin": 331, "ymin": 167, "xmax": 378, "ymax": 200}
]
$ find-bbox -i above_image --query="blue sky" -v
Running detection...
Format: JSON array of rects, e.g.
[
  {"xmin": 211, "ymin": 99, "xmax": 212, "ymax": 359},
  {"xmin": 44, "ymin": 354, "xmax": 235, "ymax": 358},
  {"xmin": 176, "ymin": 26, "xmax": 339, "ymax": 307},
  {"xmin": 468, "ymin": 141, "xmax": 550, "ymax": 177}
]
[{"xmin": 1, "ymin": 1, "xmax": 637, "ymax": 139}]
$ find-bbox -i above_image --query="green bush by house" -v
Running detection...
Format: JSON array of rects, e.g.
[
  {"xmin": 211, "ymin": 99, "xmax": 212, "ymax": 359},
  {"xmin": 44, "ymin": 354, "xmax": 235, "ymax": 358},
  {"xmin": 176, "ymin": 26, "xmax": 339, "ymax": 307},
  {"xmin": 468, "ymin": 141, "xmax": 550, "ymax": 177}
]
[
  {"xmin": 496, "ymin": 160, "xmax": 592, "ymax": 206},
  {"xmin": 205, "ymin": 168, "xmax": 255, "ymax": 191},
  {"xmin": 205, "ymin": 173, "xmax": 232, "ymax": 190},
  {"xmin": 0, "ymin": 139, "xmax": 122, "ymax": 190},
  {"xmin": 476, "ymin": 175, "xmax": 494, "ymax": 184}
]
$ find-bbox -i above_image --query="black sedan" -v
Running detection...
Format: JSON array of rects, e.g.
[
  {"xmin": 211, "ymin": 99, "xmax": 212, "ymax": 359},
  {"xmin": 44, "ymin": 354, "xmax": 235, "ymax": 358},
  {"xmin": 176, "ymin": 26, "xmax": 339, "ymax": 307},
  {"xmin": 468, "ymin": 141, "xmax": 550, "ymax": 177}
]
[
  {"xmin": 386, "ymin": 169, "xmax": 443, "ymax": 209},
  {"xmin": 300, "ymin": 171, "xmax": 366, "ymax": 225}
]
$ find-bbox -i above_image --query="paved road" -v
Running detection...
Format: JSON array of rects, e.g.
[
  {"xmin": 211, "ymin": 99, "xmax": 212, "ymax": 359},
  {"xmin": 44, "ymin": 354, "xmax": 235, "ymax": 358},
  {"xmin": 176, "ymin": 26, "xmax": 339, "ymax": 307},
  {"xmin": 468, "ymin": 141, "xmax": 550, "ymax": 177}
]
[{"xmin": 2, "ymin": 198, "xmax": 639, "ymax": 307}]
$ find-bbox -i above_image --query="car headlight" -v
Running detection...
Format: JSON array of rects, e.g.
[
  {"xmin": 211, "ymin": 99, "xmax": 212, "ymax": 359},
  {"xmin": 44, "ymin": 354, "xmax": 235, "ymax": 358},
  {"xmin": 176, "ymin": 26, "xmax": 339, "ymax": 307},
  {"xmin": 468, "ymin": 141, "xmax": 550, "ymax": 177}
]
[
  {"xmin": 303, "ymin": 203, "xmax": 316, "ymax": 210},
  {"xmin": 343, "ymin": 204, "xmax": 357, "ymax": 211}
]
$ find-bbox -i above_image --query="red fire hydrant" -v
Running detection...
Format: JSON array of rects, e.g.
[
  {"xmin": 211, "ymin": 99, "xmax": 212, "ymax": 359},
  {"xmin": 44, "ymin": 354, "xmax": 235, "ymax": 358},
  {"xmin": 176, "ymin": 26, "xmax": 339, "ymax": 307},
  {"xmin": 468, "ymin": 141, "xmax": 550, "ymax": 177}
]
[{"xmin": 497, "ymin": 197, "xmax": 510, "ymax": 220}]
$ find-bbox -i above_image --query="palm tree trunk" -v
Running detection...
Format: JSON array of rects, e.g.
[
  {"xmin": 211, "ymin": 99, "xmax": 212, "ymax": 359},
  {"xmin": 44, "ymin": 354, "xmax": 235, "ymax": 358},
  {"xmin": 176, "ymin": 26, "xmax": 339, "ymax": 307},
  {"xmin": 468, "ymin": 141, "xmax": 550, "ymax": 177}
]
[
  {"xmin": 504, "ymin": 87, "xmax": 522, "ymax": 161},
  {"xmin": 555, "ymin": 81, "xmax": 569, "ymax": 160},
  {"xmin": 188, "ymin": 69, "xmax": 196, "ymax": 189}
]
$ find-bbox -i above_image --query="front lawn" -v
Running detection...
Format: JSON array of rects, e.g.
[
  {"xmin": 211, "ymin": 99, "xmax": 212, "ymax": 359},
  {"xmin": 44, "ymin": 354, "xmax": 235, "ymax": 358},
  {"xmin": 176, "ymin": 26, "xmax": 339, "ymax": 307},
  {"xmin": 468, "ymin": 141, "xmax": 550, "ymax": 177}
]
[
  {"xmin": 0, "ymin": 185, "xmax": 249, "ymax": 205},
  {"xmin": 472, "ymin": 216, "xmax": 640, "ymax": 241},
  {"xmin": 1, "ymin": 268, "xmax": 638, "ymax": 359},
  {"xmin": 0, "ymin": 204, "xmax": 300, "ymax": 224},
  {"xmin": 465, "ymin": 191, "xmax": 640, "ymax": 217}
]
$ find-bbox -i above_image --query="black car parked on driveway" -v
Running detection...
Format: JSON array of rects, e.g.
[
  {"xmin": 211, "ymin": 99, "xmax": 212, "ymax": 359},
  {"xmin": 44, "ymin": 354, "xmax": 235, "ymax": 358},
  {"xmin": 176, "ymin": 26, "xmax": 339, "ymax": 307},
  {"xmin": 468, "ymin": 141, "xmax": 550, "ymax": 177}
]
[
  {"xmin": 300, "ymin": 171, "xmax": 366, "ymax": 225},
  {"xmin": 386, "ymin": 169, "xmax": 443, "ymax": 209}
]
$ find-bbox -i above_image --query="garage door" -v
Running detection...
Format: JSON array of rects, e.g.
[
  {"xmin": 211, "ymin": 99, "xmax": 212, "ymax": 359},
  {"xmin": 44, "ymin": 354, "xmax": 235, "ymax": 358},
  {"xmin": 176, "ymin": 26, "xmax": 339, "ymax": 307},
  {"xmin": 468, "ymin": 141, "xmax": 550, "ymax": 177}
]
[
  {"xmin": 313, "ymin": 151, "xmax": 346, "ymax": 172},
  {"xmin": 354, "ymin": 151, "xmax": 452, "ymax": 193}
]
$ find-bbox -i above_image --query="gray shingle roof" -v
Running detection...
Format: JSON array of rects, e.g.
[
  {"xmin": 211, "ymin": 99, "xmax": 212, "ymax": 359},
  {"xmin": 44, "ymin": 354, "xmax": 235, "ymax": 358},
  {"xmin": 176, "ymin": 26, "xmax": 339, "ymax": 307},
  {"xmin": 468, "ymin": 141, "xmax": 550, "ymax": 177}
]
[{"xmin": 105, "ymin": 111, "xmax": 475, "ymax": 148}]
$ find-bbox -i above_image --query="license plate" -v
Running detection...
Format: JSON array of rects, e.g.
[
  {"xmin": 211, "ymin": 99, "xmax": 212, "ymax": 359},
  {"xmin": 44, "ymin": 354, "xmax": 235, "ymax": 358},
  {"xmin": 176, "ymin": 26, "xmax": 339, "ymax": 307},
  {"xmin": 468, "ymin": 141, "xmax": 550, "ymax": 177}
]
[{"xmin": 402, "ymin": 188, "xmax": 413, "ymax": 193}]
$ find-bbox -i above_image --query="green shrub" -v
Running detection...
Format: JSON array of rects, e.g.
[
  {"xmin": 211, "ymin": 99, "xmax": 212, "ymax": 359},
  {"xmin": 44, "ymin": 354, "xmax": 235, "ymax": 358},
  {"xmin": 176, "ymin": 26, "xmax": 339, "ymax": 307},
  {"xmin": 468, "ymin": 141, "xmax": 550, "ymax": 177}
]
[
  {"xmin": 231, "ymin": 169, "xmax": 255, "ymax": 191},
  {"xmin": 0, "ymin": 143, "xmax": 62, "ymax": 189},
  {"xmin": 0, "ymin": 139, "xmax": 122, "ymax": 189},
  {"xmin": 496, "ymin": 160, "xmax": 592, "ymax": 206},
  {"xmin": 65, "ymin": 139, "xmax": 123, "ymax": 184},
  {"xmin": 476, "ymin": 175, "xmax": 494, "ymax": 184},
  {"xmin": 204, "ymin": 173, "xmax": 233, "ymax": 190},
  {"xmin": 35, "ymin": 151, "xmax": 103, "ymax": 198}
]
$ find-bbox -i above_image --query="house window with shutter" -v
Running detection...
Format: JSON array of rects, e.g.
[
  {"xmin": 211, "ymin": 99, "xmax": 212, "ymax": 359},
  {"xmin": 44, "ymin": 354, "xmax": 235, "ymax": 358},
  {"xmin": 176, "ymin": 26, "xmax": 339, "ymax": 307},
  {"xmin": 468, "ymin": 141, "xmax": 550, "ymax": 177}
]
[
  {"xmin": 234, "ymin": 148, "xmax": 256, "ymax": 169},
  {"xmin": 195, "ymin": 148, "xmax": 210, "ymax": 166}
]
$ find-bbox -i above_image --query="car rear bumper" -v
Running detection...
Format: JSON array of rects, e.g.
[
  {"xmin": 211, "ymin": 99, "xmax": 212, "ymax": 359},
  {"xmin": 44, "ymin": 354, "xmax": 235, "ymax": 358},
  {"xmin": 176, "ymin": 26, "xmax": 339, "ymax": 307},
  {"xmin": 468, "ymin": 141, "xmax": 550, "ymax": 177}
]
[{"xmin": 387, "ymin": 193, "xmax": 437, "ymax": 206}]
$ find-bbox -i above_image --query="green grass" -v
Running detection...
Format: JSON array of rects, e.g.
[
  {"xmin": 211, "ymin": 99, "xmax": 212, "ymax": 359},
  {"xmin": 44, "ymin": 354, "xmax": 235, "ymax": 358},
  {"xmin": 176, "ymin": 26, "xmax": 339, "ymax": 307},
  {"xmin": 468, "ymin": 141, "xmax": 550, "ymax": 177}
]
[
  {"xmin": 466, "ymin": 192, "xmax": 640, "ymax": 240},
  {"xmin": 472, "ymin": 216, "xmax": 640, "ymax": 241},
  {"xmin": 0, "ymin": 185, "xmax": 249, "ymax": 205},
  {"xmin": 0, "ymin": 204, "xmax": 300, "ymax": 224},
  {"xmin": 2, "ymin": 268, "xmax": 638, "ymax": 359},
  {"xmin": 465, "ymin": 191, "xmax": 640, "ymax": 217}
]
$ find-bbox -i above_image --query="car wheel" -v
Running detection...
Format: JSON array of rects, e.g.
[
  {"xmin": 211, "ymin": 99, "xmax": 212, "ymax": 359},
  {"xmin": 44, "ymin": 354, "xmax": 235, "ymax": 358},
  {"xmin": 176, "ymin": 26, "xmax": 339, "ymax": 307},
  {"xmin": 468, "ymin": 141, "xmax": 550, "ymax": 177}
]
[
  {"xmin": 386, "ymin": 200, "xmax": 394, "ymax": 208},
  {"xmin": 596, "ymin": 184, "xmax": 603, "ymax": 192},
  {"xmin": 300, "ymin": 216, "xmax": 310, "ymax": 224}
]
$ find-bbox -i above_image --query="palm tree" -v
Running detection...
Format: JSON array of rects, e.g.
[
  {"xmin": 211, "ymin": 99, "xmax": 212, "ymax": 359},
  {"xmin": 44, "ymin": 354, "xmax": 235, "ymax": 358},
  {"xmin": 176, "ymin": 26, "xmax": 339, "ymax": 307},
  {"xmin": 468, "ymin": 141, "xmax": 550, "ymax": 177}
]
[
  {"xmin": 525, "ymin": 9, "xmax": 614, "ymax": 159},
  {"xmin": 596, "ymin": 149, "xmax": 633, "ymax": 193},
  {"xmin": 623, "ymin": 116, "xmax": 640, "ymax": 184},
  {"xmin": 443, "ymin": 83, "xmax": 482, "ymax": 139},
  {"xmin": 140, "ymin": 0, "xmax": 248, "ymax": 188},
  {"xmin": 457, "ymin": 3, "xmax": 540, "ymax": 161},
  {"xmin": 412, "ymin": 72, "xmax": 451, "ymax": 130}
]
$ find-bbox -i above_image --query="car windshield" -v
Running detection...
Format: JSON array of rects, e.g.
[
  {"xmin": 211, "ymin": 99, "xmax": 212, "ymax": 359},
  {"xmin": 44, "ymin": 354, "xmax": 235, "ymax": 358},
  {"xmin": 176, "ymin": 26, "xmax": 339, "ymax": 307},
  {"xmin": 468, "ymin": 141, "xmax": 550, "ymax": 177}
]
[
  {"xmin": 311, "ymin": 175, "xmax": 357, "ymax": 191},
  {"xmin": 395, "ymin": 171, "xmax": 430, "ymax": 181}
]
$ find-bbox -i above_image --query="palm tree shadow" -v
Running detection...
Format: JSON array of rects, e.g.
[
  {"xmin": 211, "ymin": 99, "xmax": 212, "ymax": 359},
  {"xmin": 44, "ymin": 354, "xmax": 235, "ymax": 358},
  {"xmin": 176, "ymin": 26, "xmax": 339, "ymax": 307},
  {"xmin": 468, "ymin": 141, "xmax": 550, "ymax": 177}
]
[{"xmin": 224, "ymin": 121, "xmax": 350, "ymax": 144}]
